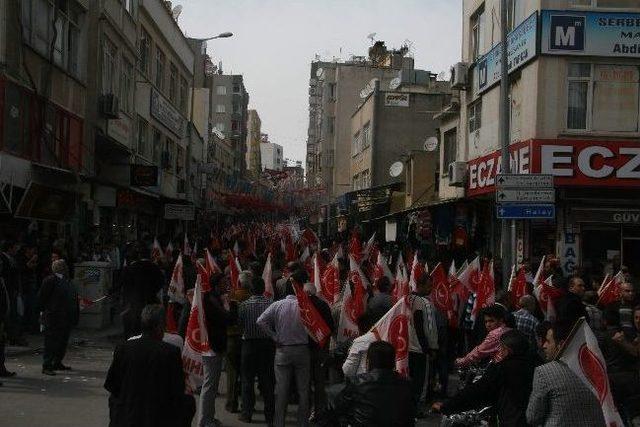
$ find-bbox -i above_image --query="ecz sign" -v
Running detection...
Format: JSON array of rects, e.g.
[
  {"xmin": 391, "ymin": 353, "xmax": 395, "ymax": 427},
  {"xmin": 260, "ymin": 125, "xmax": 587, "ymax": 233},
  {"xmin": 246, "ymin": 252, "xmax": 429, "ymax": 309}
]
[{"xmin": 549, "ymin": 15, "xmax": 585, "ymax": 51}]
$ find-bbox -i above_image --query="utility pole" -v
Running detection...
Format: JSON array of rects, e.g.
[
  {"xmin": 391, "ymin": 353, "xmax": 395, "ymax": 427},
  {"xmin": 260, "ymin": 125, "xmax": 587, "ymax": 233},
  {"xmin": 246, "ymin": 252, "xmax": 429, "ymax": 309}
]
[{"xmin": 499, "ymin": 0, "xmax": 511, "ymax": 288}]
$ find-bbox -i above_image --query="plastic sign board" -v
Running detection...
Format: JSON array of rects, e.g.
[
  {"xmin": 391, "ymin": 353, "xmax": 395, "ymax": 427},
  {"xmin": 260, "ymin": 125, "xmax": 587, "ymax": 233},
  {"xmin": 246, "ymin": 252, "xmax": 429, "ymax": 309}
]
[
  {"xmin": 496, "ymin": 174, "xmax": 554, "ymax": 189},
  {"xmin": 496, "ymin": 189, "xmax": 555, "ymax": 203},
  {"xmin": 497, "ymin": 204, "xmax": 555, "ymax": 219}
]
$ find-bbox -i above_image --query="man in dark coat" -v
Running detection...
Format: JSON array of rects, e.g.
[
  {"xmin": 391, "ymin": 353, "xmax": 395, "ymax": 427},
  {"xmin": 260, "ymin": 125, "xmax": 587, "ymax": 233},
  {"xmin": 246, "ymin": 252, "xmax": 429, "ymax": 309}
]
[
  {"xmin": 104, "ymin": 304, "xmax": 185, "ymax": 427},
  {"xmin": 432, "ymin": 330, "xmax": 536, "ymax": 427},
  {"xmin": 555, "ymin": 276, "xmax": 588, "ymax": 325},
  {"xmin": 322, "ymin": 340, "xmax": 415, "ymax": 427},
  {"xmin": 38, "ymin": 259, "xmax": 79, "ymax": 375},
  {"xmin": 116, "ymin": 245, "xmax": 165, "ymax": 338}
]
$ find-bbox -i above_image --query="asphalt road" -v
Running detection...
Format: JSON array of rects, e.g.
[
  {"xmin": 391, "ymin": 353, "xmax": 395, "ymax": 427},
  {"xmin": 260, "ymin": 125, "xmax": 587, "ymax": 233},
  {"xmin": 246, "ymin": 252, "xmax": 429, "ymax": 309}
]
[{"xmin": 1, "ymin": 332, "xmax": 442, "ymax": 427}]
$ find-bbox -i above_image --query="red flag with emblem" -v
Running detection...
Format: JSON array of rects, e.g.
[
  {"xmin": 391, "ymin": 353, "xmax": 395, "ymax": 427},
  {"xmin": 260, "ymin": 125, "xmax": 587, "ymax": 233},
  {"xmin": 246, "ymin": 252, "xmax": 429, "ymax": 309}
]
[
  {"xmin": 371, "ymin": 296, "xmax": 412, "ymax": 377},
  {"xmin": 168, "ymin": 254, "xmax": 186, "ymax": 304},
  {"xmin": 228, "ymin": 253, "xmax": 241, "ymax": 291},
  {"xmin": 205, "ymin": 249, "xmax": 222, "ymax": 275},
  {"xmin": 293, "ymin": 282, "xmax": 332, "ymax": 347},
  {"xmin": 348, "ymin": 233, "xmax": 363, "ymax": 264},
  {"xmin": 182, "ymin": 267, "xmax": 214, "ymax": 395},
  {"xmin": 392, "ymin": 254, "xmax": 409, "ymax": 302},
  {"xmin": 320, "ymin": 254, "xmax": 340, "ymax": 304},
  {"xmin": 262, "ymin": 252, "xmax": 274, "ymax": 298},
  {"xmin": 152, "ymin": 238, "xmax": 163, "ymax": 262},
  {"xmin": 508, "ymin": 265, "xmax": 528, "ymax": 307},
  {"xmin": 337, "ymin": 256, "xmax": 369, "ymax": 342},
  {"xmin": 430, "ymin": 262, "xmax": 456, "ymax": 328},
  {"xmin": 457, "ymin": 256, "xmax": 481, "ymax": 292},
  {"xmin": 534, "ymin": 276, "xmax": 563, "ymax": 318},
  {"xmin": 558, "ymin": 318, "xmax": 623, "ymax": 427},
  {"xmin": 471, "ymin": 261, "xmax": 495, "ymax": 322},
  {"xmin": 597, "ymin": 271, "xmax": 624, "ymax": 308},
  {"xmin": 408, "ymin": 254, "xmax": 425, "ymax": 292}
]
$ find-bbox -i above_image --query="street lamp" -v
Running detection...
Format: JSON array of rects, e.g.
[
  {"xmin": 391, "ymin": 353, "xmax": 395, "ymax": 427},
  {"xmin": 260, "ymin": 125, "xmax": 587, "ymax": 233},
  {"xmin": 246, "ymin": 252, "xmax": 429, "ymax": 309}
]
[{"xmin": 192, "ymin": 32, "xmax": 233, "ymax": 42}]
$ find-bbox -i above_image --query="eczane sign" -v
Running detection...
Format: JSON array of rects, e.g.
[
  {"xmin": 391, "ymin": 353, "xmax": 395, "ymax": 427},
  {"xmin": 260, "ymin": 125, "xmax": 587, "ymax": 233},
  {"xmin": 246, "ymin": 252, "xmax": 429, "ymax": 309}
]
[{"xmin": 467, "ymin": 139, "xmax": 640, "ymax": 196}]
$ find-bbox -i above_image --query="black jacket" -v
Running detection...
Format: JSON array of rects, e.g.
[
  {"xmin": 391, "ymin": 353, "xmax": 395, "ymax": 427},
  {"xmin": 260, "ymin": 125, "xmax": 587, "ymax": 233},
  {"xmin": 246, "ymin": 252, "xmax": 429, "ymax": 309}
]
[
  {"xmin": 326, "ymin": 369, "xmax": 415, "ymax": 427},
  {"xmin": 118, "ymin": 260, "xmax": 165, "ymax": 309},
  {"xmin": 441, "ymin": 353, "xmax": 535, "ymax": 427},
  {"xmin": 38, "ymin": 274, "xmax": 79, "ymax": 328},
  {"xmin": 203, "ymin": 291, "xmax": 232, "ymax": 353},
  {"xmin": 104, "ymin": 336, "xmax": 185, "ymax": 427},
  {"xmin": 555, "ymin": 292, "xmax": 587, "ymax": 325}
]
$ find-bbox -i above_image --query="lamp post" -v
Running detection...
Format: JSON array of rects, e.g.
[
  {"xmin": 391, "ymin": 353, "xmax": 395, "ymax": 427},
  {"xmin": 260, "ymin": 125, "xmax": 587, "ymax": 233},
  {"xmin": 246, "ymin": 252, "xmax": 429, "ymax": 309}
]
[{"xmin": 191, "ymin": 32, "xmax": 234, "ymax": 42}]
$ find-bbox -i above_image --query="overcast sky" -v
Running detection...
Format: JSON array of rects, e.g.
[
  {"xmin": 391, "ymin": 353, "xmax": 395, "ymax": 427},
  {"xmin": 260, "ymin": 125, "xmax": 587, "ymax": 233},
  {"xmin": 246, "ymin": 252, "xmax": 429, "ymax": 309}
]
[{"xmin": 177, "ymin": 0, "xmax": 462, "ymax": 164}]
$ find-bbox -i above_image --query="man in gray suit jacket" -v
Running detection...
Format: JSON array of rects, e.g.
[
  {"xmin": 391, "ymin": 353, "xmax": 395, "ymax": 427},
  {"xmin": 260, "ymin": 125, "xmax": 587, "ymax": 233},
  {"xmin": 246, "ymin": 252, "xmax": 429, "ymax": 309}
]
[{"xmin": 526, "ymin": 322, "xmax": 606, "ymax": 427}]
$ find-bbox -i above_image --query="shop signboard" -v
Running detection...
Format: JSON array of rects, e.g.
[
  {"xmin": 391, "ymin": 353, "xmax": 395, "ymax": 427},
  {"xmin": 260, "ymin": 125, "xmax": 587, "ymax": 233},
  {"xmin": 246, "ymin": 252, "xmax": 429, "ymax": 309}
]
[
  {"xmin": 476, "ymin": 12, "xmax": 539, "ymax": 94},
  {"xmin": 541, "ymin": 10, "xmax": 640, "ymax": 58},
  {"xmin": 468, "ymin": 139, "xmax": 640, "ymax": 197},
  {"xmin": 496, "ymin": 204, "xmax": 555, "ymax": 219},
  {"xmin": 572, "ymin": 208, "xmax": 640, "ymax": 224},
  {"xmin": 150, "ymin": 88, "xmax": 185, "ymax": 138},
  {"xmin": 164, "ymin": 203, "xmax": 195, "ymax": 221},
  {"xmin": 107, "ymin": 116, "xmax": 132, "ymax": 147},
  {"xmin": 130, "ymin": 165, "xmax": 158, "ymax": 187},
  {"xmin": 14, "ymin": 182, "xmax": 75, "ymax": 222},
  {"xmin": 384, "ymin": 93, "xmax": 410, "ymax": 107}
]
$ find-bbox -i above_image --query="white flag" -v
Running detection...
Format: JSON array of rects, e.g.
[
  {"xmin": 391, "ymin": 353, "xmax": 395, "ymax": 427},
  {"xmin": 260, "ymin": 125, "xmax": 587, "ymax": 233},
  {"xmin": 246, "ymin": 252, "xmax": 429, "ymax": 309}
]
[
  {"xmin": 262, "ymin": 253, "xmax": 274, "ymax": 299},
  {"xmin": 168, "ymin": 254, "xmax": 186, "ymax": 304},
  {"xmin": 559, "ymin": 319, "xmax": 624, "ymax": 427}
]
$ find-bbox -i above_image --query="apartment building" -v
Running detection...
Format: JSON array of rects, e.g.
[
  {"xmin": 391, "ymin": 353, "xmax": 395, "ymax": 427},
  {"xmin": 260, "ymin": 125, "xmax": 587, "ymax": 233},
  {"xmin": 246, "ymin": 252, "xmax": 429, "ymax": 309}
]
[
  {"xmin": 440, "ymin": 0, "xmax": 640, "ymax": 278},
  {"xmin": 245, "ymin": 109, "xmax": 262, "ymax": 176},
  {"xmin": 207, "ymin": 72, "xmax": 249, "ymax": 177},
  {"xmin": 260, "ymin": 138, "xmax": 284, "ymax": 171}
]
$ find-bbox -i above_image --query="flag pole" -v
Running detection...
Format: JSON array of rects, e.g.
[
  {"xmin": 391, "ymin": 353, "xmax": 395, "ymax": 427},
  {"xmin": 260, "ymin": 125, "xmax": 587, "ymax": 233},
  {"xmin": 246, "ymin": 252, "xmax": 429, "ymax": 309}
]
[{"xmin": 553, "ymin": 317, "xmax": 585, "ymax": 360}]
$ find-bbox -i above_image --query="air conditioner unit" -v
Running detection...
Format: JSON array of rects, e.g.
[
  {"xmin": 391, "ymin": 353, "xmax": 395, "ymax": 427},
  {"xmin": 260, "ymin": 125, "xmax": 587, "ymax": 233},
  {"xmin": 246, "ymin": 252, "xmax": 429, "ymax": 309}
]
[
  {"xmin": 99, "ymin": 94, "xmax": 120, "ymax": 119},
  {"xmin": 448, "ymin": 161, "xmax": 467, "ymax": 187},
  {"xmin": 451, "ymin": 62, "xmax": 469, "ymax": 90}
]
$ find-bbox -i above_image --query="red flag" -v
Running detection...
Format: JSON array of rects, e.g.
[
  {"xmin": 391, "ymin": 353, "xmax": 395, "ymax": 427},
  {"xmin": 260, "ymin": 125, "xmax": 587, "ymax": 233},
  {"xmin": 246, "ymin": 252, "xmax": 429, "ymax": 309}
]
[
  {"xmin": 532, "ymin": 255, "xmax": 546, "ymax": 287},
  {"xmin": 457, "ymin": 256, "xmax": 481, "ymax": 292},
  {"xmin": 152, "ymin": 238, "xmax": 163, "ymax": 262},
  {"xmin": 293, "ymin": 282, "xmax": 332, "ymax": 348},
  {"xmin": 558, "ymin": 319, "xmax": 624, "ymax": 426},
  {"xmin": 166, "ymin": 303, "xmax": 179, "ymax": 334},
  {"xmin": 320, "ymin": 254, "xmax": 340, "ymax": 304},
  {"xmin": 191, "ymin": 241, "xmax": 199, "ymax": 264},
  {"xmin": 301, "ymin": 228, "xmax": 320, "ymax": 250},
  {"xmin": 348, "ymin": 233, "xmax": 363, "ymax": 264},
  {"xmin": 430, "ymin": 263, "xmax": 456, "ymax": 328},
  {"xmin": 597, "ymin": 271, "xmax": 624, "ymax": 308},
  {"xmin": 197, "ymin": 261, "xmax": 212, "ymax": 293},
  {"xmin": 164, "ymin": 241, "xmax": 174, "ymax": 262},
  {"xmin": 362, "ymin": 233, "xmax": 376, "ymax": 259},
  {"xmin": 182, "ymin": 268, "xmax": 214, "ymax": 395},
  {"xmin": 373, "ymin": 252, "xmax": 394, "ymax": 285},
  {"xmin": 168, "ymin": 254, "xmax": 186, "ymax": 304},
  {"xmin": 371, "ymin": 296, "xmax": 412, "ymax": 377},
  {"xmin": 205, "ymin": 249, "xmax": 222, "ymax": 275},
  {"xmin": 338, "ymin": 256, "xmax": 369, "ymax": 342},
  {"xmin": 392, "ymin": 254, "xmax": 409, "ymax": 302},
  {"xmin": 262, "ymin": 253, "xmax": 274, "ymax": 298},
  {"xmin": 408, "ymin": 254, "xmax": 425, "ymax": 292},
  {"xmin": 508, "ymin": 265, "xmax": 528, "ymax": 307},
  {"xmin": 228, "ymin": 253, "xmax": 241, "ymax": 291},
  {"xmin": 534, "ymin": 276, "xmax": 563, "ymax": 317},
  {"xmin": 471, "ymin": 261, "xmax": 495, "ymax": 321}
]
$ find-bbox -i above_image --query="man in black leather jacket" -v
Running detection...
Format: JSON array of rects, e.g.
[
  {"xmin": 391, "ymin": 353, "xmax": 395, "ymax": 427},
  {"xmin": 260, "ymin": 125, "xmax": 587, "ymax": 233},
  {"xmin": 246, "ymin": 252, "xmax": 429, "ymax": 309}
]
[
  {"xmin": 432, "ymin": 329, "xmax": 536, "ymax": 427},
  {"xmin": 320, "ymin": 341, "xmax": 415, "ymax": 427}
]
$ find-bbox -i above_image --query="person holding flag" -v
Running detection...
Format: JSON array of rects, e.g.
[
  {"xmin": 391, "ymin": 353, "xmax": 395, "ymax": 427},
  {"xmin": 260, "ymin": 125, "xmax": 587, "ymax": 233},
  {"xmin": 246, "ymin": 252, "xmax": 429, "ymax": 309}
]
[
  {"xmin": 526, "ymin": 321, "xmax": 609, "ymax": 426},
  {"xmin": 455, "ymin": 304, "xmax": 511, "ymax": 368}
]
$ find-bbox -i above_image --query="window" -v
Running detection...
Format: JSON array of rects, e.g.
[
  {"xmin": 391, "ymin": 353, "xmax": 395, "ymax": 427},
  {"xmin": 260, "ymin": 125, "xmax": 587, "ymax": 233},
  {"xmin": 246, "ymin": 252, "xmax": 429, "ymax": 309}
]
[
  {"xmin": 155, "ymin": 48, "xmax": 165, "ymax": 90},
  {"xmin": 179, "ymin": 77, "xmax": 188, "ymax": 114},
  {"xmin": 567, "ymin": 63, "xmax": 639, "ymax": 132},
  {"xmin": 232, "ymin": 121, "xmax": 239, "ymax": 132},
  {"xmin": 152, "ymin": 128, "xmax": 162, "ymax": 165},
  {"xmin": 137, "ymin": 117, "xmax": 149, "ymax": 159},
  {"xmin": 470, "ymin": 6, "xmax": 485, "ymax": 61},
  {"xmin": 442, "ymin": 128, "xmax": 457, "ymax": 172},
  {"xmin": 328, "ymin": 83, "xmax": 337, "ymax": 101},
  {"xmin": 233, "ymin": 84, "xmax": 240, "ymax": 94},
  {"xmin": 216, "ymin": 122, "xmax": 225, "ymax": 132},
  {"xmin": 233, "ymin": 102, "xmax": 239, "ymax": 113},
  {"xmin": 216, "ymin": 85, "xmax": 227, "ymax": 95},
  {"xmin": 176, "ymin": 145, "xmax": 184, "ymax": 175},
  {"xmin": 102, "ymin": 37, "xmax": 117, "ymax": 94},
  {"xmin": 216, "ymin": 104, "xmax": 226, "ymax": 113},
  {"xmin": 326, "ymin": 116, "xmax": 335, "ymax": 134},
  {"xmin": 140, "ymin": 27, "xmax": 151, "ymax": 75},
  {"xmin": 169, "ymin": 63, "xmax": 177, "ymax": 102},
  {"xmin": 21, "ymin": 0, "xmax": 84, "ymax": 78},
  {"xmin": 361, "ymin": 122, "xmax": 371, "ymax": 149},
  {"xmin": 163, "ymin": 139, "xmax": 175, "ymax": 171},
  {"xmin": 120, "ymin": 57, "xmax": 133, "ymax": 113},
  {"xmin": 352, "ymin": 131, "xmax": 361, "ymax": 156},
  {"xmin": 506, "ymin": 0, "xmax": 525, "ymax": 32},
  {"xmin": 468, "ymin": 100, "xmax": 482, "ymax": 132}
]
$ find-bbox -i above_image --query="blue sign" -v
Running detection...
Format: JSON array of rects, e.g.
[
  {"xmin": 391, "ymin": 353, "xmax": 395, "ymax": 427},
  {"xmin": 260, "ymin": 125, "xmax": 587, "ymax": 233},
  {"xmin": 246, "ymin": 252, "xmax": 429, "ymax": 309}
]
[
  {"xmin": 497, "ymin": 204, "xmax": 555, "ymax": 219},
  {"xmin": 541, "ymin": 10, "xmax": 640, "ymax": 58},
  {"xmin": 476, "ymin": 12, "xmax": 538, "ymax": 94}
]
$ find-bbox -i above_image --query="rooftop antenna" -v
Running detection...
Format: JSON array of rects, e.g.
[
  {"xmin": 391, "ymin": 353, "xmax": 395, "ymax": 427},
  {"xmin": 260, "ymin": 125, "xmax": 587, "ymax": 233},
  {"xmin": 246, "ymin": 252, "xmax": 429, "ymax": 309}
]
[
  {"xmin": 172, "ymin": 5, "xmax": 183, "ymax": 21},
  {"xmin": 367, "ymin": 33, "xmax": 377, "ymax": 45}
]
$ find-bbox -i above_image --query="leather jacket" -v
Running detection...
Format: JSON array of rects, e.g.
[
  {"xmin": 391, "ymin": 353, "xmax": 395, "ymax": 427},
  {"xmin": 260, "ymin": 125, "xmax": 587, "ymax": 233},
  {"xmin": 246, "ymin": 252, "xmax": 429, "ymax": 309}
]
[{"xmin": 327, "ymin": 368, "xmax": 415, "ymax": 427}]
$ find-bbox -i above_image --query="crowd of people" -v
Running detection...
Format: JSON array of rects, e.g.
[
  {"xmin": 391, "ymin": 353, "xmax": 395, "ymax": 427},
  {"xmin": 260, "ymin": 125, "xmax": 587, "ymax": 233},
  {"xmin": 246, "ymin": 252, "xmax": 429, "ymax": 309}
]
[{"xmin": 2, "ymin": 223, "xmax": 640, "ymax": 426}]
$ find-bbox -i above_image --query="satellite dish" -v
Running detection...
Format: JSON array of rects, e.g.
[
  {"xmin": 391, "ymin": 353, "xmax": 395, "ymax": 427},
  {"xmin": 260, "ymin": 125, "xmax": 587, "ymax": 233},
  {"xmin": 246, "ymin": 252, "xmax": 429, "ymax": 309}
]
[
  {"xmin": 172, "ymin": 5, "xmax": 183, "ymax": 21},
  {"xmin": 389, "ymin": 77, "xmax": 401, "ymax": 90},
  {"xmin": 424, "ymin": 136, "xmax": 438, "ymax": 152},
  {"xmin": 389, "ymin": 161, "xmax": 404, "ymax": 178}
]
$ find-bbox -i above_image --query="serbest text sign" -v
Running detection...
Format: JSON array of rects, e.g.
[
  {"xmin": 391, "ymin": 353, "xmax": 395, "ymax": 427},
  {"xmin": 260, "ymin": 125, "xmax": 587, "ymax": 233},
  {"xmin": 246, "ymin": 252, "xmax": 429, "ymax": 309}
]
[{"xmin": 541, "ymin": 10, "xmax": 640, "ymax": 58}]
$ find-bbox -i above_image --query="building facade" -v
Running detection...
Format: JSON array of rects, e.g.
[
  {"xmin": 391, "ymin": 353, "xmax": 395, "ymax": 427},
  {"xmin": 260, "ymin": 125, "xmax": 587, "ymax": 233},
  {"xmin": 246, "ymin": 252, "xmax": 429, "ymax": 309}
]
[
  {"xmin": 245, "ymin": 109, "xmax": 262, "ymax": 176},
  {"xmin": 438, "ymin": 0, "xmax": 640, "ymax": 279},
  {"xmin": 207, "ymin": 72, "xmax": 249, "ymax": 177},
  {"xmin": 260, "ymin": 139, "xmax": 283, "ymax": 171}
]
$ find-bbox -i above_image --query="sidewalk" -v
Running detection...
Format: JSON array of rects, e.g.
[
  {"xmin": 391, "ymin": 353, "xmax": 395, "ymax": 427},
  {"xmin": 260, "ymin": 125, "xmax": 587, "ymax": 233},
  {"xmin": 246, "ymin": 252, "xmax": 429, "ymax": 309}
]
[{"xmin": 6, "ymin": 326, "xmax": 121, "ymax": 357}]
